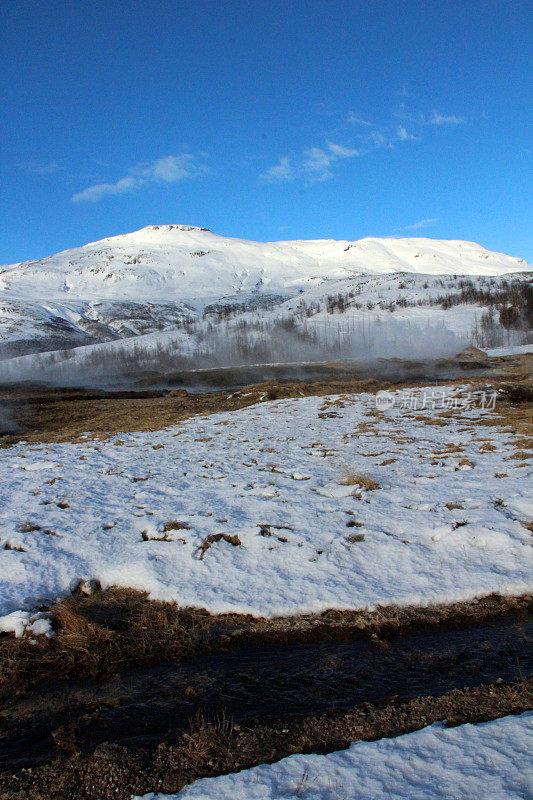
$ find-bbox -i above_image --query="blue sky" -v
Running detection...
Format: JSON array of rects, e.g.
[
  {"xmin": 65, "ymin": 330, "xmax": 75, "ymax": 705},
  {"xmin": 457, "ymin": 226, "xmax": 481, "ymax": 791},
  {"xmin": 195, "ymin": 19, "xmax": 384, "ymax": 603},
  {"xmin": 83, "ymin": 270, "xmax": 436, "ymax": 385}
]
[{"xmin": 1, "ymin": 0, "xmax": 531, "ymax": 264}]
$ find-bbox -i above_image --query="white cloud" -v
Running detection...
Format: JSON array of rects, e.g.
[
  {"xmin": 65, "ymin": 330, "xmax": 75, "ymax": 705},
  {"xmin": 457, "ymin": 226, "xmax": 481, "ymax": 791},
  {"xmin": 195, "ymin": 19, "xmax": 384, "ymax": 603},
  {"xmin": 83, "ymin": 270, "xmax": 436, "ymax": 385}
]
[
  {"xmin": 303, "ymin": 143, "xmax": 359, "ymax": 182},
  {"xmin": 261, "ymin": 142, "xmax": 359, "ymax": 184},
  {"xmin": 347, "ymin": 113, "xmax": 372, "ymax": 126},
  {"xmin": 149, "ymin": 154, "xmax": 205, "ymax": 182},
  {"xmin": 259, "ymin": 156, "xmax": 294, "ymax": 183},
  {"xmin": 404, "ymin": 218, "xmax": 439, "ymax": 231},
  {"xmin": 302, "ymin": 147, "xmax": 335, "ymax": 182},
  {"xmin": 429, "ymin": 113, "xmax": 464, "ymax": 126},
  {"xmin": 397, "ymin": 126, "xmax": 418, "ymax": 141},
  {"xmin": 326, "ymin": 142, "xmax": 359, "ymax": 158},
  {"xmin": 367, "ymin": 130, "xmax": 394, "ymax": 149},
  {"xmin": 72, "ymin": 176, "xmax": 141, "ymax": 203},
  {"xmin": 72, "ymin": 154, "xmax": 208, "ymax": 203},
  {"xmin": 260, "ymin": 101, "xmax": 463, "ymax": 188},
  {"xmin": 395, "ymin": 105, "xmax": 466, "ymax": 128}
]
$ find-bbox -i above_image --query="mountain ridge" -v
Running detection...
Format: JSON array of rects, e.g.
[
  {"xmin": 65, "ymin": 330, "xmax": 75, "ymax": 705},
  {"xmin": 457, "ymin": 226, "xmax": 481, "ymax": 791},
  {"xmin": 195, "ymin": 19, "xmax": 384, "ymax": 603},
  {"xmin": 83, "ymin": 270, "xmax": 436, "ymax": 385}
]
[
  {"xmin": 1, "ymin": 226, "xmax": 530, "ymax": 359},
  {"xmin": 1, "ymin": 226, "xmax": 530, "ymax": 308}
]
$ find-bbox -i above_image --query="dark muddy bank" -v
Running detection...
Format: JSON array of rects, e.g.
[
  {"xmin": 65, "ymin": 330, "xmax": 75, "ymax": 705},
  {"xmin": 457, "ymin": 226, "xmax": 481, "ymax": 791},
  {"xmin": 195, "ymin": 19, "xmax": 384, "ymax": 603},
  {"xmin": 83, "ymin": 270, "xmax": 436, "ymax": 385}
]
[
  {"xmin": 0, "ymin": 684, "xmax": 531, "ymax": 800},
  {"xmin": 1, "ymin": 608, "xmax": 531, "ymax": 773}
]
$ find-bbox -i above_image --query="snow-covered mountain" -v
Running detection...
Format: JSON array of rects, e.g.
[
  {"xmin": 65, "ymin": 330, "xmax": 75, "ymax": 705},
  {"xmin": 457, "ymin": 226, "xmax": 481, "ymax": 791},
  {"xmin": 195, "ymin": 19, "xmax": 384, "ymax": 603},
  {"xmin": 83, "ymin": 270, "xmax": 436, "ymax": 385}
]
[
  {"xmin": 2, "ymin": 225, "xmax": 529, "ymax": 301},
  {"xmin": 0, "ymin": 225, "xmax": 531, "ymax": 358}
]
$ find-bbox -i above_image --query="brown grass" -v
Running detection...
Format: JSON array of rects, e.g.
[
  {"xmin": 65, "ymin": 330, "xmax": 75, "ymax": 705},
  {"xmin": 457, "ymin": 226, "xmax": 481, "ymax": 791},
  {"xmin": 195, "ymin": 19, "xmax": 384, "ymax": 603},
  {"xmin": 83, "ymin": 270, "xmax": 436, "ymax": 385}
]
[
  {"xmin": 2, "ymin": 588, "xmax": 529, "ymax": 696},
  {"xmin": 0, "ymin": 589, "xmax": 210, "ymax": 692},
  {"xmin": 163, "ymin": 520, "xmax": 191, "ymax": 532},
  {"xmin": 18, "ymin": 521, "xmax": 41, "ymax": 533},
  {"xmin": 4, "ymin": 361, "xmax": 530, "ymax": 448},
  {"xmin": 339, "ymin": 465, "xmax": 380, "ymax": 490},
  {"xmin": 198, "ymin": 532, "xmax": 242, "ymax": 559}
]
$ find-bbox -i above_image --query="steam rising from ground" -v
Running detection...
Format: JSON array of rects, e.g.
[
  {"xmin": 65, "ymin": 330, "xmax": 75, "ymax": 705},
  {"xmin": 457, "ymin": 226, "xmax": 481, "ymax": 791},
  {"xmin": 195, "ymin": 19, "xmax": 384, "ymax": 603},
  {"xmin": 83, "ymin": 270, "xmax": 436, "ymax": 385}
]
[
  {"xmin": 0, "ymin": 314, "xmax": 467, "ymax": 389},
  {"xmin": 0, "ymin": 401, "xmax": 20, "ymax": 434}
]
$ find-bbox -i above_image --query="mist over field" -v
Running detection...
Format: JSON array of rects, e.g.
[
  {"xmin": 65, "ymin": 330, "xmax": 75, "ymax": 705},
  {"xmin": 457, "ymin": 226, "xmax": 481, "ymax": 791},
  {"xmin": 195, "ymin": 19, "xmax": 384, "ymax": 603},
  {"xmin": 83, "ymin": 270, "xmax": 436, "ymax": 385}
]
[{"xmin": 0, "ymin": 310, "xmax": 471, "ymax": 389}]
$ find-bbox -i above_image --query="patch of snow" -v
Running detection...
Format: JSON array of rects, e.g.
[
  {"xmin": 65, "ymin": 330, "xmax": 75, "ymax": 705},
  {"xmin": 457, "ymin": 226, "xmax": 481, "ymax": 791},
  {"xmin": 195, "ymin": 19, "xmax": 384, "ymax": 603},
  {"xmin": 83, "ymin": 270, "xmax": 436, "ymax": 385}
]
[
  {"xmin": 483, "ymin": 344, "xmax": 533, "ymax": 357},
  {"xmin": 0, "ymin": 610, "xmax": 53, "ymax": 639},
  {"xmin": 134, "ymin": 712, "xmax": 533, "ymax": 800},
  {"xmin": 0, "ymin": 386, "xmax": 531, "ymax": 619}
]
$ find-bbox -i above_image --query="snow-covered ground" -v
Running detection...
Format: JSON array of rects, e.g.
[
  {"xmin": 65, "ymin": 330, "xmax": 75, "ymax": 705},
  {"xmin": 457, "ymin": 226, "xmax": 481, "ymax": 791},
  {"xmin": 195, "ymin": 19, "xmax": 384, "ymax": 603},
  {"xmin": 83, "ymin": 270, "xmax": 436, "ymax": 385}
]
[
  {"xmin": 484, "ymin": 344, "xmax": 533, "ymax": 357},
  {"xmin": 1, "ymin": 385, "xmax": 531, "ymax": 631},
  {"xmin": 134, "ymin": 712, "xmax": 533, "ymax": 800}
]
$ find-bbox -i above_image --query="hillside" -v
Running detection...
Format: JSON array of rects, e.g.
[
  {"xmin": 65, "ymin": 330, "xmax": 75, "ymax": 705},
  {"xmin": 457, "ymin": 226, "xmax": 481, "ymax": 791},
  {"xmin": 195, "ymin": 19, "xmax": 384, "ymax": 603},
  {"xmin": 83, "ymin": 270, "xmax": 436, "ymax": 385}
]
[{"xmin": 0, "ymin": 225, "xmax": 531, "ymax": 359}]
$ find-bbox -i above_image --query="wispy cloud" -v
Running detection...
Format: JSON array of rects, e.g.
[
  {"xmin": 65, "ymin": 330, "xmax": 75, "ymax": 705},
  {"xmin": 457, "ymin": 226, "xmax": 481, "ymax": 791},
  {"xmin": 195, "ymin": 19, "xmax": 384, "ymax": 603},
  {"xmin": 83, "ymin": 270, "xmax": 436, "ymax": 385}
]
[
  {"xmin": 260, "ymin": 156, "xmax": 294, "ymax": 183},
  {"xmin": 347, "ymin": 113, "xmax": 372, "ymax": 127},
  {"xmin": 27, "ymin": 161, "xmax": 61, "ymax": 175},
  {"xmin": 260, "ymin": 142, "xmax": 359, "ymax": 184},
  {"xmin": 10, "ymin": 161, "xmax": 62, "ymax": 176},
  {"xmin": 396, "ymin": 105, "xmax": 465, "ymax": 127},
  {"xmin": 404, "ymin": 217, "xmax": 439, "ymax": 231},
  {"xmin": 428, "ymin": 112, "xmax": 464, "ymax": 126},
  {"xmin": 261, "ymin": 98, "xmax": 465, "ymax": 186},
  {"xmin": 397, "ymin": 125, "xmax": 418, "ymax": 142},
  {"xmin": 71, "ymin": 154, "xmax": 209, "ymax": 203},
  {"xmin": 394, "ymin": 85, "xmax": 410, "ymax": 98}
]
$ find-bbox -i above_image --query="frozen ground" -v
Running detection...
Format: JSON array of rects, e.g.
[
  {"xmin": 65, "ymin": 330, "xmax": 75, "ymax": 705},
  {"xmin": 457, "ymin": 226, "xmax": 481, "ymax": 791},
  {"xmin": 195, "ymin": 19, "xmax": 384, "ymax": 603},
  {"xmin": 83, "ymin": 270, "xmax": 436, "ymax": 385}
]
[
  {"xmin": 134, "ymin": 712, "xmax": 533, "ymax": 800},
  {"xmin": 0, "ymin": 385, "xmax": 532, "ymax": 631},
  {"xmin": 484, "ymin": 344, "xmax": 533, "ymax": 357}
]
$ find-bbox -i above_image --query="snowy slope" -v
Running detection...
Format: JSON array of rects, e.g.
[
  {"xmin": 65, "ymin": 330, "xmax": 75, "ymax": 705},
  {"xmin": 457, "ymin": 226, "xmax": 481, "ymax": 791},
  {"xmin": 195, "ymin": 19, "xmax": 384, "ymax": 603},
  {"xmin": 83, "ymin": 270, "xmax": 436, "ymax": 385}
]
[
  {"xmin": 1, "ymin": 225, "xmax": 530, "ymax": 357},
  {"xmin": 134, "ymin": 713, "xmax": 533, "ymax": 800},
  {"xmin": 1, "ymin": 226, "xmax": 529, "ymax": 304},
  {"xmin": 3, "ymin": 268, "xmax": 531, "ymax": 384}
]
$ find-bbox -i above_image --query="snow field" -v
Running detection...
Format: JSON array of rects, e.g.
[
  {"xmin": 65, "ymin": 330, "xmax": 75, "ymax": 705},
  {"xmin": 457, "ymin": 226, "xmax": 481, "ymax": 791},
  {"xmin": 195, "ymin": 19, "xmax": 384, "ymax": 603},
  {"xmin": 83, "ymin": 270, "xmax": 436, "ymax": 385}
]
[{"xmin": 0, "ymin": 385, "xmax": 531, "ymax": 631}]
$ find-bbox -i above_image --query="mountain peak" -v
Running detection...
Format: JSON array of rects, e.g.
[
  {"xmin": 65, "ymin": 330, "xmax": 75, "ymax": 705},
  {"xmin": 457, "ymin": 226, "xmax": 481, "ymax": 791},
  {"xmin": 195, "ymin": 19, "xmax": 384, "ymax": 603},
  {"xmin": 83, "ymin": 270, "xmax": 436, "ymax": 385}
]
[{"xmin": 1, "ymin": 230, "xmax": 530, "ymax": 309}]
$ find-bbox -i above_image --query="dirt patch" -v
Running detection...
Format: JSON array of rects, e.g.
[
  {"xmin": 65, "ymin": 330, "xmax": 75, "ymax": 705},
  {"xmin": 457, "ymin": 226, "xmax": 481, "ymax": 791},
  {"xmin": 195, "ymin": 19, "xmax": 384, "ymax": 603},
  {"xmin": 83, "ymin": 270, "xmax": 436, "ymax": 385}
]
[
  {"xmin": 1, "ymin": 588, "xmax": 531, "ymax": 695},
  {"xmin": 0, "ymin": 680, "xmax": 530, "ymax": 800}
]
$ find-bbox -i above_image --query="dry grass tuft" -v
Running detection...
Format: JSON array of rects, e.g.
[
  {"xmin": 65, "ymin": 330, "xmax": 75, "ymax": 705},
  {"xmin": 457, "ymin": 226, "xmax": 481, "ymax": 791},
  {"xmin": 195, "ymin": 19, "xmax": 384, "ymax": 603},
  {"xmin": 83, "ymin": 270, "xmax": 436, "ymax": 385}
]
[
  {"xmin": 339, "ymin": 465, "xmax": 380, "ymax": 490},
  {"xmin": 18, "ymin": 521, "xmax": 41, "ymax": 533},
  {"xmin": 199, "ymin": 533, "xmax": 242, "ymax": 559},
  {"xmin": 478, "ymin": 442, "xmax": 497, "ymax": 452},
  {"xmin": 163, "ymin": 520, "xmax": 191, "ymax": 532},
  {"xmin": 0, "ymin": 588, "xmax": 211, "ymax": 692}
]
